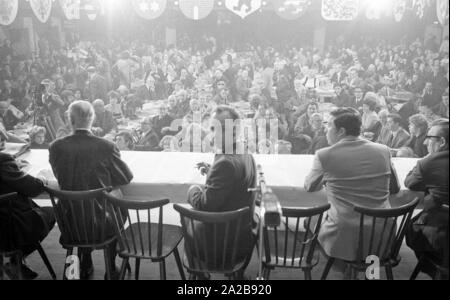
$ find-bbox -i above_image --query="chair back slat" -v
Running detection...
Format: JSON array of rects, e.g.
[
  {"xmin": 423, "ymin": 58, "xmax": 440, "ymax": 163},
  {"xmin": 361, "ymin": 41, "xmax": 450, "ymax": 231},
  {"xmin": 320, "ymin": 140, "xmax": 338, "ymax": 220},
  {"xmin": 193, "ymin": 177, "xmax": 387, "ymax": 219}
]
[
  {"xmin": 157, "ymin": 206, "xmax": 164, "ymax": 257},
  {"xmin": 355, "ymin": 198, "xmax": 419, "ymax": 263},
  {"xmin": 147, "ymin": 209, "xmax": 152, "ymax": 257},
  {"xmin": 44, "ymin": 187, "xmax": 115, "ymax": 248},
  {"xmin": 442, "ymin": 205, "xmax": 449, "ymax": 269},
  {"xmin": 283, "ymin": 217, "xmax": 289, "ymax": 266},
  {"xmin": 263, "ymin": 204, "xmax": 331, "ymax": 269},
  {"xmin": 135, "ymin": 210, "xmax": 145, "ymax": 256},
  {"xmin": 300, "ymin": 216, "xmax": 314, "ymax": 266},
  {"xmin": 174, "ymin": 204, "xmax": 253, "ymax": 275},
  {"xmin": 230, "ymin": 216, "xmax": 243, "ymax": 269},
  {"xmin": 126, "ymin": 210, "xmax": 138, "ymax": 254},
  {"xmin": 376, "ymin": 218, "xmax": 389, "ymax": 257},
  {"xmin": 291, "ymin": 217, "xmax": 301, "ymax": 267},
  {"xmin": 103, "ymin": 193, "xmax": 171, "ymax": 259}
]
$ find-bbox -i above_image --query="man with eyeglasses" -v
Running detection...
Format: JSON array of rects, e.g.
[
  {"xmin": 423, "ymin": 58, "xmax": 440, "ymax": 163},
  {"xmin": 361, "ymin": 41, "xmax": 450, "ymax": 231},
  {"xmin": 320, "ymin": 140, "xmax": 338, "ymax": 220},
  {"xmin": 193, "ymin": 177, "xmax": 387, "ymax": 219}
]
[{"xmin": 405, "ymin": 119, "xmax": 449, "ymax": 278}]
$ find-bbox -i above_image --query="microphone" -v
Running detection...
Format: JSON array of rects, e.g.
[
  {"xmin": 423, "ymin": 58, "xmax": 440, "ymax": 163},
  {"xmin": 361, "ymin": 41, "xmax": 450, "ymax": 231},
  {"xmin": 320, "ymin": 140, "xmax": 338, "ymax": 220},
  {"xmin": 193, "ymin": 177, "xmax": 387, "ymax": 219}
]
[{"xmin": 256, "ymin": 165, "xmax": 283, "ymax": 228}]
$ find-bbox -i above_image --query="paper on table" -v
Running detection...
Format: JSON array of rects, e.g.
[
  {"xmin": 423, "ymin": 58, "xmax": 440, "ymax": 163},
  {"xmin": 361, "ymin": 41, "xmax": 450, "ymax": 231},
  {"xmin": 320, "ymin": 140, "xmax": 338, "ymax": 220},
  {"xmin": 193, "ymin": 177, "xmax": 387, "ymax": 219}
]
[{"xmin": 1, "ymin": 143, "xmax": 30, "ymax": 158}]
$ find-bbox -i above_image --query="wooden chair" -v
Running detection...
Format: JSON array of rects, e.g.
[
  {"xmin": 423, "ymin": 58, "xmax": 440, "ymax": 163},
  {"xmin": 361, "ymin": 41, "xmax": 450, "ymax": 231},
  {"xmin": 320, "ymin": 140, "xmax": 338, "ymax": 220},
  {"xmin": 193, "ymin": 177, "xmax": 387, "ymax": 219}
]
[
  {"xmin": 262, "ymin": 204, "xmax": 331, "ymax": 280},
  {"xmin": 410, "ymin": 205, "xmax": 449, "ymax": 280},
  {"xmin": 0, "ymin": 193, "xmax": 56, "ymax": 280},
  {"xmin": 104, "ymin": 193, "xmax": 185, "ymax": 280},
  {"xmin": 174, "ymin": 205, "xmax": 256, "ymax": 280},
  {"xmin": 322, "ymin": 198, "xmax": 419, "ymax": 280},
  {"xmin": 45, "ymin": 187, "xmax": 117, "ymax": 280}
]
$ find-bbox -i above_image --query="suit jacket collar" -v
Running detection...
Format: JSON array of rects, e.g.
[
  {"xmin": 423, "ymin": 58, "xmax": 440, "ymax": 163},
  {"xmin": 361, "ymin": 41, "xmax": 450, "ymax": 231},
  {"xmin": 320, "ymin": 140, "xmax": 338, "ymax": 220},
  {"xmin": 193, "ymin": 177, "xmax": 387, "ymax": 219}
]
[{"xmin": 74, "ymin": 129, "xmax": 93, "ymax": 136}]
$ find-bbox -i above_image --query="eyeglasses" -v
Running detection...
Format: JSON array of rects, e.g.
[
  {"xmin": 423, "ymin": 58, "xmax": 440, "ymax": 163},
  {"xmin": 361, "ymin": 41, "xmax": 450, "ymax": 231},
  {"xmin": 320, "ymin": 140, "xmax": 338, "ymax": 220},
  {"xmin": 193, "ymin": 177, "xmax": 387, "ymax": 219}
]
[{"xmin": 425, "ymin": 135, "xmax": 442, "ymax": 140}]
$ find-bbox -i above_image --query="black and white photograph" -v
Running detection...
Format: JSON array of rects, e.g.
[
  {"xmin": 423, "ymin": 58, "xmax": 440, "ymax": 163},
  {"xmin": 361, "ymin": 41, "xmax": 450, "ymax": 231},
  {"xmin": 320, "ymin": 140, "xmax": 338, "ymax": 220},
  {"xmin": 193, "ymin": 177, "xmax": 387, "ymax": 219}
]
[{"xmin": 0, "ymin": 0, "xmax": 448, "ymax": 283}]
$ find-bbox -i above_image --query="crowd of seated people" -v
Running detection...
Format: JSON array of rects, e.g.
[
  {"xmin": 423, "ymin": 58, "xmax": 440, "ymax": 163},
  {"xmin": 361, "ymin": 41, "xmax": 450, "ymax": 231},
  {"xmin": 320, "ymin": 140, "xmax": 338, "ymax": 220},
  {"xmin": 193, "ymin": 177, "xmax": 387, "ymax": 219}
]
[{"xmin": 0, "ymin": 35, "xmax": 449, "ymax": 157}]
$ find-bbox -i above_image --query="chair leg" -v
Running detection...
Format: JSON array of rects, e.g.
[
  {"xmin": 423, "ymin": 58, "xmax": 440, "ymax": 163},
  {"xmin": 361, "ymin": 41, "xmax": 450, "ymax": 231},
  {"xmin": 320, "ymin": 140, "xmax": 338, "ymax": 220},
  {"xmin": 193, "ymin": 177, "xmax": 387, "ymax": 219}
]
[
  {"xmin": 321, "ymin": 257, "xmax": 335, "ymax": 280},
  {"xmin": 135, "ymin": 258, "xmax": 141, "ymax": 280},
  {"xmin": 0, "ymin": 254, "xmax": 4, "ymax": 280},
  {"xmin": 15, "ymin": 252, "xmax": 24, "ymax": 280},
  {"xmin": 119, "ymin": 258, "xmax": 129, "ymax": 280},
  {"xmin": 173, "ymin": 248, "xmax": 186, "ymax": 280},
  {"xmin": 189, "ymin": 273, "xmax": 197, "ymax": 280},
  {"xmin": 385, "ymin": 265, "xmax": 394, "ymax": 280},
  {"xmin": 304, "ymin": 269, "xmax": 312, "ymax": 280},
  {"xmin": 263, "ymin": 267, "xmax": 271, "ymax": 280},
  {"xmin": 160, "ymin": 260, "xmax": 167, "ymax": 280},
  {"xmin": 37, "ymin": 244, "xmax": 56, "ymax": 280},
  {"xmin": 103, "ymin": 248, "xmax": 113, "ymax": 280},
  {"xmin": 410, "ymin": 260, "xmax": 423, "ymax": 280},
  {"xmin": 63, "ymin": 248, "xmax": 73, "ymax": 280}
]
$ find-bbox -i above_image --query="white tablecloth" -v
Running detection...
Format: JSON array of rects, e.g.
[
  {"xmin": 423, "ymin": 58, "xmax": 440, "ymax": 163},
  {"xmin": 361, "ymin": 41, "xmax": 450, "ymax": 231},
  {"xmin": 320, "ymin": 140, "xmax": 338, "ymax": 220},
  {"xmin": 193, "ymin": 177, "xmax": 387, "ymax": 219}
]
[{"xmin": 22, "ymin": 150, "xmax": 423, "ymax": 207}]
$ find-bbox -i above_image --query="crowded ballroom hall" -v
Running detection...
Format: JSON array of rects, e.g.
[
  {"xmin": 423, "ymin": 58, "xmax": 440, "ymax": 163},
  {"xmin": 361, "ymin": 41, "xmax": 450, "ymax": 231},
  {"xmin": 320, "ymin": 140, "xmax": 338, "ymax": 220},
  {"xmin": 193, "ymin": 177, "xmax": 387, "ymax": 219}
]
[{"xmin": 0, "ymin": 0, "xmax": 448, "ymax": 282}]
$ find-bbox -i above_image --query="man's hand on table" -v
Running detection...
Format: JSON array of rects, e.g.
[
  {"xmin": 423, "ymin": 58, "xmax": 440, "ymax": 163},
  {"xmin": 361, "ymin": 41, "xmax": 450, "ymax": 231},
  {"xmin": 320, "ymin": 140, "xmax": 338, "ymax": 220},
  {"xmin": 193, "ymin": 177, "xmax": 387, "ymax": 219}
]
[{"xmin": 196, "ymin": 162, "xmax": 211, "ymax": 176}]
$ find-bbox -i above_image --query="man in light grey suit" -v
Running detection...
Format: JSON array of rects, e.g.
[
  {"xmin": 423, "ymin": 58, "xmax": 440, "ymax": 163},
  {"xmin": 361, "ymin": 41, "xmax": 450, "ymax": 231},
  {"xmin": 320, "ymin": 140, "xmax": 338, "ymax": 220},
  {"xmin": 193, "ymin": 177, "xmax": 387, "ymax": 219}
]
[{"xmin": 305, "ymin": 108, "xmax": 401, "ymax": 276}]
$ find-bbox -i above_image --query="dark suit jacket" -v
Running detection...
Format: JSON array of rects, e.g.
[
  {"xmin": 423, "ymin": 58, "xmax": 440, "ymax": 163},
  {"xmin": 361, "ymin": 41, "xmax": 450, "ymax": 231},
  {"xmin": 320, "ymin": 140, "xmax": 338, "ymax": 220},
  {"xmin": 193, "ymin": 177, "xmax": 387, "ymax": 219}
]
[
  {"xmin": 189, "ymin": 154, "xmax": 257, "ymax": 213},
  {"xmin": 405, "ymin": 150, "xmax": 449, "ymax": 209},
  {"xmin": 49, "ymin": 130, "xmax": 133, "ymax": 191},
  {"xmin": 408, "ymin": 133, "xmax": 428, "ymax": 158},
  {"xmin": 187, "ymin": 154, "xmax": 257, "ymax": 264},
  {"xmin": 405, "ymin": 151, "xmax": 449, "ymax": 260},
  {"xmin": 93, "ymin": 111, "xmax": 116, "ymax": 137},
  {"xmin": 387, "ymin": 128, "xmax": 411, "ymax": 149},
  {"xmin": 87, "ymin": 74, "xmax": 108, "ymax": 102},
  {"xmin": 0, "ymin": 153, "xmax": 50, "ymax": 250},
  {"xmin": 135, "ymin": 129, "xmax": 161, "ymax": 152}
]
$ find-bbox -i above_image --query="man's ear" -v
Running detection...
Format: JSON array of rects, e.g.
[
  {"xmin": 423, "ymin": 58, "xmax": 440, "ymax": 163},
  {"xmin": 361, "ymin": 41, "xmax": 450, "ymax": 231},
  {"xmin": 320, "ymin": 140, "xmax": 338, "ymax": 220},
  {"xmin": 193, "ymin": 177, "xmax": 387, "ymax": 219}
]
[{"xmin": 338, "ymin": 127, "xmax": 346, "ymax": 138}]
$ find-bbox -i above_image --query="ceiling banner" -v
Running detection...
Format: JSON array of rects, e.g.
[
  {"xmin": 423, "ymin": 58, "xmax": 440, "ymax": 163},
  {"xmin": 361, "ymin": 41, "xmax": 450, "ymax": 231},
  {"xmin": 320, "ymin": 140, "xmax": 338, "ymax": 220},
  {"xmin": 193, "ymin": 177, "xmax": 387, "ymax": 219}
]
[
  {"xmin": 437, "ymin": 0, "xmax": 449, "ymax": 25},
  {"xmin": 83, "ymin": 0, "xmax": 101, "ymax": 20},
  {"xmin": 131, "ymin": 0, "xmax": 167, "ymax": 20},
  {"xmin": 272, "ymin": 0, "xmax": 312, "ymax": 20},
  {"xmin": 29, "ymin": 0, "xmax": 54, "ymax": 23},
  {"xmin": 59, "ymin": 0, "xmax": 80, "ymax": 20},
  {"xmin": 321, "ymin": 0, "xmax": 359, "ymax": 21},
  {"xmin": 179, "ymin": 0, "xmax": 215, "ymax": 20},
  {"xmin": 225, "ymin": 0, "xmax": 262, "ymax": 19},
  {"xmin": 0, "ymin": 0, "xmax": 19, "ymax": 26},
  {"xmin": 393, "ymin": 0, "xmax": 407, "ymax": 22}
]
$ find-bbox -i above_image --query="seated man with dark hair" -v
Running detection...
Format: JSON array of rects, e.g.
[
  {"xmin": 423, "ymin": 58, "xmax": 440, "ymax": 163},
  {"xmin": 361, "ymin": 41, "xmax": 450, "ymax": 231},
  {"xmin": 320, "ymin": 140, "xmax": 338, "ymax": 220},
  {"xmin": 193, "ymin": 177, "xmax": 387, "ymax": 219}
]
[
  {"xmin": 187, "ymin": 105, "xmax": 257, "ymax": 278},
  {"xmin": 305, "ymin": 107, "xmax": 400, "ymax": 278},
  {"xmin": 405, "ymin": 119, "xmax": 449, "ymax": 278},
  {"xmin": 386, "ymin": 113, "xmax": 411, "ymax": 150},
  {"xmin": 0, "ymin": 126, "xmax": 55, "ymax": 280}
]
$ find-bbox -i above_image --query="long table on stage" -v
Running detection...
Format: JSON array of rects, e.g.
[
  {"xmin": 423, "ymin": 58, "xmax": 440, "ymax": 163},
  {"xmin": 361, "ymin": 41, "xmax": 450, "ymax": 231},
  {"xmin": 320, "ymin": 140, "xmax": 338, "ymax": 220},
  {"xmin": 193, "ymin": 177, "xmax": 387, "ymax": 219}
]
[{"xmin": 21, "ymin": 150, "xmax": 423, "ymax": 208}]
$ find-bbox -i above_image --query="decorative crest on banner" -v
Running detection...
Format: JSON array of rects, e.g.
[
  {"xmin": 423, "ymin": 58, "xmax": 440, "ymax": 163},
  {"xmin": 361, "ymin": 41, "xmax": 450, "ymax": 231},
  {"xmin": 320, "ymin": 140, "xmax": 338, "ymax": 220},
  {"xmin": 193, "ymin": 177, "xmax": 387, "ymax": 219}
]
[
  {"xmin": 131, "ymin": 0, "xmax": 167, "ymax": 20},
  {"xmin": 321, "ymin": 0, "xmax": 359, "ymax": 21},
  {"xmin": 437, "ymin": 0, "xmax": 449, "ymax": 25},
  {"xmin": 0, "ymin": 0, "xmax": 19, "ymax": 26},
  {"xmin": 272, "ymin": 0, "xmax": 312, "ymax": 20},
  {"xmin": 28, "ymin": 0, "xmax": 54, "ymax": 23},
  {"xmin": 59, "ymin": 0, "xmax": 80, "ymax": 20},
  {"xmin": 366, "ymin": 0, "xmax": 393, "ymax": 20},
  {"xmin": 225, "ymin": 0, "xmax": 262, "ymax": 19},
  {"xmin": 179, "ymin": 0, "xmax": 214, "ymax": 20},
  {"xmin": 83, "ymin": 0, "xmax": 101, "ymax": 20}
]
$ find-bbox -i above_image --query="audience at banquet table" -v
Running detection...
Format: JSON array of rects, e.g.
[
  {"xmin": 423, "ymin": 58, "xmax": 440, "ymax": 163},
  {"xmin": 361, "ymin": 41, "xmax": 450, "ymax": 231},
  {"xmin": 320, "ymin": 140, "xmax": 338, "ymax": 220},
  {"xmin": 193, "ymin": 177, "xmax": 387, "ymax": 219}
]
[
  {"xmin": 405, "ymin": 119, "xmax": 449, "ymax": 278},
  {"xmin": 0, "ymin": 125, "xmax": 55, "ymax": 280},
  {"xmin": 48, "ymin": 100, "xmax": 134, "ymax": 280},
  {"xmin": 0, "ymin": 34, "xmax": 448, "ymax": 157},
  {"xmin": 304, "ymin": 107, "xmax": 401, "ymax": 279}
]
